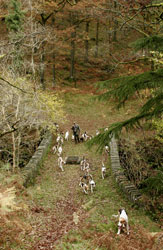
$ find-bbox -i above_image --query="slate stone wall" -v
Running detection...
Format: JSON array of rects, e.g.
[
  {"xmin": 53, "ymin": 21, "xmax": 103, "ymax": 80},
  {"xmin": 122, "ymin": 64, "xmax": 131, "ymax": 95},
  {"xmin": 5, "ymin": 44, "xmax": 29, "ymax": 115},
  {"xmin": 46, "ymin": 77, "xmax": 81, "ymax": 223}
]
[
  {"xmin": 22, "ymin": 132, "xmax": 53, "ymax": 187},
  {"xmin": 109, "ymin": 136, "xmax": 142, "ymax": 203}
]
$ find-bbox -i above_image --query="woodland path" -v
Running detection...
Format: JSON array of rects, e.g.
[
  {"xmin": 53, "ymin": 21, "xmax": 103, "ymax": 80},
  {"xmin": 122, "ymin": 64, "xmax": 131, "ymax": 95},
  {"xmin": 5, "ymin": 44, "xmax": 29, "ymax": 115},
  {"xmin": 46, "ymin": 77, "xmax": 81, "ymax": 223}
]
[
  {"xmin": 24, "ymin": 91, "xmax": 162, "ymax": 250},
  {"xmin": 25, "ymin": 131, "xmax": 162, "ymax": 250}
]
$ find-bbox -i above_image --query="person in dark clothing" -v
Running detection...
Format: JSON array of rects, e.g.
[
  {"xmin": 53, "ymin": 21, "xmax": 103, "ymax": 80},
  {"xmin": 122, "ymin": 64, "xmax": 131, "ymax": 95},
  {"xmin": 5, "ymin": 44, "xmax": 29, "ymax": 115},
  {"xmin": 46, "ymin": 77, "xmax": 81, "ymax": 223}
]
[{"xmin": 71, "ymin": 122, "xmax": 80, "ymax": 143}]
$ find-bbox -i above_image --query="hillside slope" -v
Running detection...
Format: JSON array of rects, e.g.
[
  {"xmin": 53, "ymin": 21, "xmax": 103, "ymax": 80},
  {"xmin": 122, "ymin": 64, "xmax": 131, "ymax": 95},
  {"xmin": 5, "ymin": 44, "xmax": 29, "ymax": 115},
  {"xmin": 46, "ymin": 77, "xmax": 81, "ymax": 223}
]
[{"xmin": 18, "ymin": 92, "xmax": 162, "ymax": 250}]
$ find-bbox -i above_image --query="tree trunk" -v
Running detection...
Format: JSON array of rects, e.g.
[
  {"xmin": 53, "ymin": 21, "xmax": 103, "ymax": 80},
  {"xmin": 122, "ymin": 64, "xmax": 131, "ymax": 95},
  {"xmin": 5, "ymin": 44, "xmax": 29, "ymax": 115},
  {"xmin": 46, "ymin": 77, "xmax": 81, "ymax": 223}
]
[
  {"xmin": 69, "ymin": 12, "xmax": 76, "ymax": 86},
  {"xmin": 40, "ymin": 43, "xmax": 45, "ymax": 90},
  {"xmin": 28, "ymin": 0, "xmax": 35, "ymax": 76},
  {"xmin": 39, "ymin": 13, "xmax": 53, "ymax": 89},
  {"xmin": 70, "ymin": 30, "xmax": 76, "ymax": 79},
  {"xmin": 12, "ymin": 132, "xmax": 16, "ymax": 172},
  {"xmin": 105, "ymin": 0, "xmax": 111, "ymax": 42},
  {"xmin": 52, "ymin": 52, "xmax": 56, "ymax": 87},
  {"xmin": 113, "ymin": 0, "xmax": 118, "ymax": 42},
  {"xmin": 52, "ymin": 14, "xmax": 56, "ymax": 87},
  {"xmin": 17, "ymin": 132, "xmax": 21, "ymax": 168},
  {"xmin": 84, "ymin": 21, "xmax": 89, "ymax": 63},
  {"xmin": 95, "ymin": 20, "xmax": 99, "ymax": 58}
]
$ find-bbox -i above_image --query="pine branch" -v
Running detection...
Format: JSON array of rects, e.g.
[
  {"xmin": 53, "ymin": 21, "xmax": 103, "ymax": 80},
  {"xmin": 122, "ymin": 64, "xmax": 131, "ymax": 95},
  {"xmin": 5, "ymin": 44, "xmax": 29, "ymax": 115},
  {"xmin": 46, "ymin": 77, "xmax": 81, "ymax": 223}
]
[
  {"xmin": 87, "ymin": 109, "xmax": 162, "ymax": 152},
  {"xmin": 96, "ymin": 68, "xmax": 163, "ymax": 108},
  {"xmin": 140, "ymin": 92, "xmax": 163, "ymax": 115},
  {"xmin": 131, "ymin": 35, "xmax": 163, "ymax": 52}
]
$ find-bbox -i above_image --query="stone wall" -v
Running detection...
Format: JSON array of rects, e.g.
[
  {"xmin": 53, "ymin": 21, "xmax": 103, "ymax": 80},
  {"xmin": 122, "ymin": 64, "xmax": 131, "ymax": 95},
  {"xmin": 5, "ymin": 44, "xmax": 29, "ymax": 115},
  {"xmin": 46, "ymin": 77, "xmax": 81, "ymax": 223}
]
[
  {"xmin": 109, "ymin": 136, "xmax": 141, "ymax": 203},
  {"xmin": 22, "ymin": 131, "xmax": 53, "ymax": 187}
]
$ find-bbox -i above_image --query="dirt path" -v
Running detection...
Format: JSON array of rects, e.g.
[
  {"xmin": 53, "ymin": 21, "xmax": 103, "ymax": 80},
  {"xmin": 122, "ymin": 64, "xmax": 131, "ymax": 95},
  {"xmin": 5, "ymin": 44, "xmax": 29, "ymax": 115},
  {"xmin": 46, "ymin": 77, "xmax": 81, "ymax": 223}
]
[
  {"xmin": 25, "ymin": 134, "xmax": 162, "ymax": 250},
  {"xmin": 24, "ymin": 93, "xmax": 162, "ymax": 250},
  {"xmin": 26, "ymin": 140, "xmax": 94, "ymax": 249}
]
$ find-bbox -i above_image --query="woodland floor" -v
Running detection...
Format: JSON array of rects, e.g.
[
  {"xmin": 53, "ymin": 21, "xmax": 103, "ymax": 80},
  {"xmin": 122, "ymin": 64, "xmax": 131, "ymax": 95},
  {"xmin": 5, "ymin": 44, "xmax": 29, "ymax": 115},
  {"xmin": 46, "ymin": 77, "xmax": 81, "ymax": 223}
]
[{"xmin": 6, "ymin": 90, "xmax": 163, "ymax": 250}]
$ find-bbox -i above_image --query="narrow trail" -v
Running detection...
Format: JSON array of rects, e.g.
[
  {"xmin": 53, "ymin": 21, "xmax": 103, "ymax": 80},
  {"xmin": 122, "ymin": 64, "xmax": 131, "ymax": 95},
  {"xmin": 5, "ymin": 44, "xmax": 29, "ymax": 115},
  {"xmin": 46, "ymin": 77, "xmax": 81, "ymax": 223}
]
[
  {"xmin": 26, "ymin": 132, "xmax": 162, "ymax": 250},
  {"xmin": 27, "ymin": 138, "xmax": 99, "ymax": 249},
  {"xmin": 23, "ymin": 92, "xmax": 162, "ymax": 250}
]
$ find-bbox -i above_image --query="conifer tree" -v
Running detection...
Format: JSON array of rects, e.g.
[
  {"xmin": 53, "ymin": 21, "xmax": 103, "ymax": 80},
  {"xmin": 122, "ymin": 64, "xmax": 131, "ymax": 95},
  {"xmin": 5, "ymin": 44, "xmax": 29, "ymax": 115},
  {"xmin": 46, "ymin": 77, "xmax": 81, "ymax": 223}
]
[
  {"xmin": 5, "ymin": 0, "xmax": 25, "ymax": 74},
  {"xmin": 5, "ymin": 0, "xmax": 24, "ymax": 32},
  {"xmin": 89, "ymin": 31, "xmax": 163, "ymax": 150}
]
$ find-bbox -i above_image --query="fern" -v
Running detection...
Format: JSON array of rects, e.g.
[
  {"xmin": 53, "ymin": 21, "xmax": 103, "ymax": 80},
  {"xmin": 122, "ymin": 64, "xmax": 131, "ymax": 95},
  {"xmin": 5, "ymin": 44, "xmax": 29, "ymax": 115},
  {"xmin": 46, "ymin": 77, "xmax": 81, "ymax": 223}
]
[{"xmin": 0, "ymin": 187, "xmax": 20, "ymax": 214}]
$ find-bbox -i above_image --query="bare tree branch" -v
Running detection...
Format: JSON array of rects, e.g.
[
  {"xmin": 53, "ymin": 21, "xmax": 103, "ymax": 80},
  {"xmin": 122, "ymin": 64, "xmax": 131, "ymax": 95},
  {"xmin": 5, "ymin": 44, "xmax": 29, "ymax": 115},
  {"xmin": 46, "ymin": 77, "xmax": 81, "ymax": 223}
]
[
  {"xmin": 146, "ymin": 3, "xmax": 163, "ymax": 8},
  {"xmin": 0, "ymin": 77, "xmax": 29, "ymax": 93},
  {"xmin": 0, "ymin": 120, "xmax": 20, "ymax": 138}
]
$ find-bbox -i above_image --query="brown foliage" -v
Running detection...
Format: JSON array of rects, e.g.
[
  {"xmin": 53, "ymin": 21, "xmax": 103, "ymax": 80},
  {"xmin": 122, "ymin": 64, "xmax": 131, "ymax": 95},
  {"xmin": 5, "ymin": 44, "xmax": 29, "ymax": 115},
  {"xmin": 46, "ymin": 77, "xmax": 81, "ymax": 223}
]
[
  {"xmin": 0, "ymin": 214, "xmax": 31, "ymax": 248},
  {"xmin": 94, "ymin": 226, "xmax": 162, "ymax": 250}
]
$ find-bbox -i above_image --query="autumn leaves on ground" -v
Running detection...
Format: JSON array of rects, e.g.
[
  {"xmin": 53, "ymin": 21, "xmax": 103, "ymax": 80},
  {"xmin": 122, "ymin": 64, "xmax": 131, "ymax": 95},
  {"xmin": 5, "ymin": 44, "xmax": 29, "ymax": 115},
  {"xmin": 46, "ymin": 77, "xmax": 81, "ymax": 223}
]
[{"xmin": 4, "ymin": 91, "xmax": 160, "ymax": 250}]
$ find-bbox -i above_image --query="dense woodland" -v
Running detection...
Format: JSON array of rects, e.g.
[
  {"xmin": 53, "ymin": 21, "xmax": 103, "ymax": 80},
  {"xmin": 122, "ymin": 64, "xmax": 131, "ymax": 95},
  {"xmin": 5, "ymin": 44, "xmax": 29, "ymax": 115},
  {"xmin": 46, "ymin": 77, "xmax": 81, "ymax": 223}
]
[{"xmin": 0, "ymin": 0, "xmax": 162, "ymax": 249}]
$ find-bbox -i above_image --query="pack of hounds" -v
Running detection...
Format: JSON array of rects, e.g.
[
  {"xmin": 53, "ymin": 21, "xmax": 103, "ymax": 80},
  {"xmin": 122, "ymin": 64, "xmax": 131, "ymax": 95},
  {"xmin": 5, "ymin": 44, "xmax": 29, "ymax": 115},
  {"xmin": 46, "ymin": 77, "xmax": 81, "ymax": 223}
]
[{"xmin": 52, "ymin": 123, "xmax": 130, "ymax": 235}]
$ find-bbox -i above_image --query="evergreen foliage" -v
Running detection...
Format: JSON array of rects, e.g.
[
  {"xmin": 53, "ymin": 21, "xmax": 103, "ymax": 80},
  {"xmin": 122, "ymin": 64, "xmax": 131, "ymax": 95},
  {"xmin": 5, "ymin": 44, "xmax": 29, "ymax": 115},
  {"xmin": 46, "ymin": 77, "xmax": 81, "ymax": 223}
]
[
  {"xmin": 131, "ymin": 35, "xmax": 163, "ymax": 52},
  {"xmin": 152, "ymin": 118, "xmax": 163, "ymax": 142},
  {"xmin": 5, "ymin": 0, "xmax": 24, "ymax": 32},
  {"xmin": 89, "ymin": 34, "xmax": 163, "ymax": 151},
  {"xmin": 5, "ymin": 0, "xmax": 25, "ymax": 74},
  {"xmin": 97, "ymin": 68, "xmax": 163, "ymax": 108}
]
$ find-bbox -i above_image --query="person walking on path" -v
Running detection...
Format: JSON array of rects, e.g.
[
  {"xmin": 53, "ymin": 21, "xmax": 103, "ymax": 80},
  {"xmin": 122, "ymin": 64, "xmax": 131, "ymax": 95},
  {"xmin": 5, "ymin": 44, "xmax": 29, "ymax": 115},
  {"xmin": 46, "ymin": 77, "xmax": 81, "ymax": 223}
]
[{"xmin": 71, "ymin": 122, "xmax": 80, "ymax": 144}]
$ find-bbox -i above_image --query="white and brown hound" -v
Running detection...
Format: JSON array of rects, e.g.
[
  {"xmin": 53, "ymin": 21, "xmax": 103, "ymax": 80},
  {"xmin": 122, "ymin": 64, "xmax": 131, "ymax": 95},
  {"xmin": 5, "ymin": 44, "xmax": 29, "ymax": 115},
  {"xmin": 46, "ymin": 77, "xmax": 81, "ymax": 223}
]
[
  {"xmin": 101, "ymin": 162, "xmax": 106, "ymax": 179},
  {"xmin": 117, "ymin": 209, "xmax": 129, "ymax": 235},
  {"xmin": 65, "ymin": 131, "xmax": 69, "ymax": 141},
  {"xmin": 79, "ymin": 177, "xmax": 89, "ymax": 194},
  {"xmin": 58, "ymin": 156, "xmax": 65, "ymax": 172},
  {"xmin": 89, "ymin": 179, "xmax": 96, "ymax": 193},
  {"xmin": 80, "ymin": 157, "xmax": 86, "ymax": 171}
]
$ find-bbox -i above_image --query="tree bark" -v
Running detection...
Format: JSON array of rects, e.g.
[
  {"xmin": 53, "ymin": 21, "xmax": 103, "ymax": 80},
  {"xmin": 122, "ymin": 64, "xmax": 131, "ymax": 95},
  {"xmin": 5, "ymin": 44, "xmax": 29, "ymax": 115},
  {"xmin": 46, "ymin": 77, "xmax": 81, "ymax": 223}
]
[
  {"xmin": 52, "ymin": 52, "xmax": 56, "ymax": 87},
  {"xmin": 70, "ymin": 12, "xmax": 76, "ymax": 82},
  {"xmin": 95, "ymin": 20, "xmax": 99, "ymax": 58},
  {"xmin": 17, "ymin": 132, "xmax": 21, "ymax": 168},
  {"xmin": 113, "ymin": 0, "xmax": 118, "ymax": 42},
  {"xmin": 84, "ymin": 21, "xmax": 89, "ymax": 63},
  {"xmin": 70, "ymin": 30, "xmax": 76, "ymax": 79},
  {"xmin": 52, "ymin": 14, "xmax": 56, "ymax": 87},
  {"xmin": 40, "ymin": 42, "xmax": 45, "ymax": 90},
  {"xmin": 12, "ymin": 132, "xmax": 16, "ymax": 172},
  {"xmin": 28, "ymin": 0, "xmax": 35, "ymax": 76}
]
